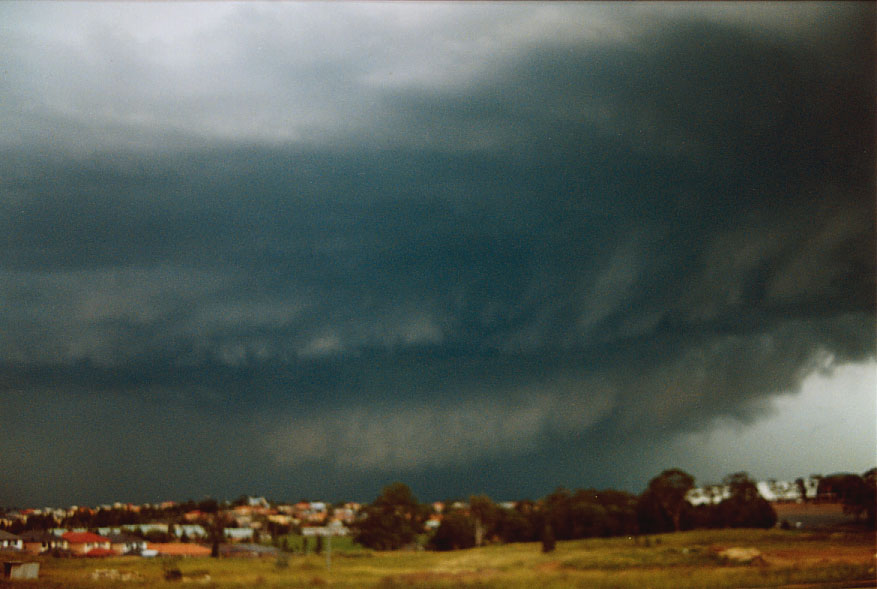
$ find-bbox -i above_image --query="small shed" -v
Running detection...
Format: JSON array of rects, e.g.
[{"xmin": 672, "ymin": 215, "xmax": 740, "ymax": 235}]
[{"xmin": 3, "ymin": 561, "xmax": 40, "ymax": 580}]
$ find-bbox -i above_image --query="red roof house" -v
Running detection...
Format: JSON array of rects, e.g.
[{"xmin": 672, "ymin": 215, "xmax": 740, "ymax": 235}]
[{"xmin": 61, "ymin": 532, "xmax": 111, "ymax": 555}]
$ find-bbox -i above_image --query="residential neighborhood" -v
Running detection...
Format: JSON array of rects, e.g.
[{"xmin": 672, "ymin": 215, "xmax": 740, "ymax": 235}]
[{"xmin": 0, "ymin": 495, "xmax": 359, "ymax": 558}]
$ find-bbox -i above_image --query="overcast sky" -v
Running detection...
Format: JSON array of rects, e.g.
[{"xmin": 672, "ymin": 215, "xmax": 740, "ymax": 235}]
[{"xmin": 1, "ymin": 2, "xmax": 874, "ymax": 507}]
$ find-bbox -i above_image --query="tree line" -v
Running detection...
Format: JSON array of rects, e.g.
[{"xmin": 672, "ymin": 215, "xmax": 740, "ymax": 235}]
[{"xmin": 353, "ymin": 468, "xmax": 877, "ymax": 552}]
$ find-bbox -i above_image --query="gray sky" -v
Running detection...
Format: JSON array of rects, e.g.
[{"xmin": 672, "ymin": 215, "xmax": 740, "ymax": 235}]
[{"xmin": 1, "ymin": 2, "xmax": 874, "ymax": 507}]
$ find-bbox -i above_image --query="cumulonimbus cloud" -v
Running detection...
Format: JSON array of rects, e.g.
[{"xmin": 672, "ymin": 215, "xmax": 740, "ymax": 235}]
[{"xmin": 266, "ymin": 380, "xmax": 615, "ymax": 470}]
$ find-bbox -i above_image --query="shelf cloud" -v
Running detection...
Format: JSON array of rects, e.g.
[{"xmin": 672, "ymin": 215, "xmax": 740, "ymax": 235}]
[{"xmin": 0, "ymin": 2, "xmax": 873, "ymax": 505}]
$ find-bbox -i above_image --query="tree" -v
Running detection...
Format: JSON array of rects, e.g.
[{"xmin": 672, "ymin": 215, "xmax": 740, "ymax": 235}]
[
  {"xmin": 593, "ymin": 489, "xmax": 639, "ymax": 537},
  {"xmin": 353, "ymin": 483, "xmax": 426, "ymax": 550},
  {"xmin": 568, "ymin": 492, "xmax": 611, "ymax": 538},
  {"xmin": 795, "ymin": 478, "xmax": 808, "ymax": 503},
  {"xmin": 197, "ymin": 498, "xmax": 219, "ymax": 514},
  {"xmin": 861, "ymin": 468, "xmax": 877, "ymax": 527},
  {"xmin": 543, "ymin": 487, "xmax": 574, "ymax": 540},
  {"xmin": 541, "ymin": 523, "xmax": 556, "ymax": 553},
  {"xmin": 639, "ymin": 469, "xmax": 695, "ymax": 532},
  {"xmin": 716, "ymin": 472, "xmax": 776, "ymax": 529},
  {"xmin": 208, "ymin": 513, "xmax": 233, "ymax": 558},
  {"xmin": 469, "ymin": 495, "xmax": 497, "ymax": 547},
  {"xmin": 429, "ymin": 511, "xmax": 475, "ymax": 551},
  {"xmin": 817, "ymin": 473, "xmax": 864, "ymax": 503},
  {"xmin": 829, "ymin": 469, "xmax": 877, "ymax": 526},
  {"xmin": 495, "ymin": 505, "xmax": 536, "ymax": 544}
]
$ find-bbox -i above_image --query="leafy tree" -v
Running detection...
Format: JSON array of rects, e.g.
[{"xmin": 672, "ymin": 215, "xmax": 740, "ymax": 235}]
[
  {"xmin": 861, "ymin": 468, "xmax": 877, "ymax": 527},
  {"xmin": 353, "ymin": 482, "xmax": 426, "ymax": 550},
  {"xmin": 827, "ymin": 469, "xmax": 877, "ymax": 526},
  {"xmin": 495, "ymin": 503, "xmax": 537, "ymax": 543},
  {"xmin": 817, "ymin": 473, "xmax": 864, "ymax": 503},
  {"xmin": 543, "ymin": 487, "xmax": 574, "ymax": 539},
  {"xmin": 429, "ymin": 511, "xmax": 475, "ymax": 551},
  {"xmin": 594, "ymin": 489, "xmax": 639, "ymax": 537},
  {"xmin": 469, "ymin": 494, "xmax": 497, "ymax": 547},
  {"xmin": 568, "ymin": 492, "xmax": 611, "ymax": 538},
  {"xmin": 716, "ymin": 472, "xmax": 776, "ymax": 529},
  {"xmin": 197, "ymin": 498, "xmax": 219, "ymax": 514},
  {"xmin": 638, "ymin": 469, "xmax": 695, "ymax": 532},
  {"xmin": 795, "ymin": 478, "xmax": 808, "ymax": 502}
]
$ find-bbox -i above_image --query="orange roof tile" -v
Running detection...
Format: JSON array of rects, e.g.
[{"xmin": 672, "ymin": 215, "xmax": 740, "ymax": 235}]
[
  {"xmin": 147, "ymin": 542, "xmax": 211, "ymax": 556},
  {"xmin": 63, "ymin": 532, "xmax": 110, "ymax": 544}
]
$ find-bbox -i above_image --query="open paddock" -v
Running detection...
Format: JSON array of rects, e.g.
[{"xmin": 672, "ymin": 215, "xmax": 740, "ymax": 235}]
[{"xmin": 2, "ymin": 528, "xmax": 874, "ymax": 588}]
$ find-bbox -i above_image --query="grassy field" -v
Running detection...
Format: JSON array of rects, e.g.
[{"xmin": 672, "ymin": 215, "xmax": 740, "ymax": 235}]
[{"xmin": 2, "ymin": 528, "xmax": 875, "ymax": 588}]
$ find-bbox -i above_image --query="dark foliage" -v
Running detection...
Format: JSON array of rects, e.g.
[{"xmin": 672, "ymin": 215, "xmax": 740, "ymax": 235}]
[
  {"xmin": 353, "ymin": 482, "xmax": 426, "ymax": 550},
  {"xmin": 715, "ymin": 472, "xmax": 777, "ymax": 529},
  {"xmin": 429, "ymin": 511, "xmax": 475, "ymax": 551},
  {"xmin": 639, "ymin": 469, "xmax": 695, "ymax": 532},
  {"xmin": 495, "ymin": 503, "xmax": 537, "ymax": 543},
  {"xmin": 819, "ymin": 470, "xmax": 877, "ymax": 527},
  {"xmin": 541, "ymin": 523, "xmax": 556, "ymax": 553},
  {"xmin": 425, "ymin": 487, "xmax": 638, "ymax": 550}
]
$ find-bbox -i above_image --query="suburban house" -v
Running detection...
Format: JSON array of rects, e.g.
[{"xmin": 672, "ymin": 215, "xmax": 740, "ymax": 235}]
[
  {"xmin": 223, "ymin": 527, "xmax": 254, "ymax": 542},
  {"xmin": 61, "ymin": 531, "xmax": 111, "ymax": 555},
  {"xmin": 174, "ymin": 524, "xmax": 208, "ymax": 540},
  {"xmin": 106, "ymin": 533, "xmax": 147, "ymax": 555},
  {"xmin": 0, "ymin": 530, "xmax": 23, "ymax": 551},
  {"xmin": 121, "ymin": 523, "xmax": 169, "ymax": 536},
  {"xmin": 18, "ymin": 531, "xmax": 68, "ymax": 554}
]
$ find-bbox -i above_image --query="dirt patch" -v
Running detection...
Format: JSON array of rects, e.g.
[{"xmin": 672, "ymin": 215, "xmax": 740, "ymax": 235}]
[
  {"xmin": 716, "ymin": 547, "xmax": 764, "ymax": 564},
  {"xmin": 762, "ymin": 545, "xmax": 876, "ymax": 568},
  {"xmin": 90, "ymin": 568, "xmax": 145, "ymax": 582}
]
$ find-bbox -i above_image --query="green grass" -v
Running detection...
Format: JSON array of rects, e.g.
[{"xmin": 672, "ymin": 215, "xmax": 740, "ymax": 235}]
[
  {"xmin": 3, "ymin": 529, "xmax": 874, "ymax": 588},
  {"xmin": 275, "ymin": 533, "xmax": 367, "ymax": 554}
]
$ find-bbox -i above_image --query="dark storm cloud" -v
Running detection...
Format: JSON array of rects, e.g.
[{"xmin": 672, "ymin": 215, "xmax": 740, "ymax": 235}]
[{"xmin": 0, "ymin": 3, "xmax": 873, "ymax": 505}]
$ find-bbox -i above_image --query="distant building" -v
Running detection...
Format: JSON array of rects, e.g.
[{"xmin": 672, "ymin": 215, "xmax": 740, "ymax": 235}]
[
  {"xmin": 174, "ymin": 524, "xmax": 208, "ymax": 540},
  {"xmin": 0, "ymin": 530, "xmax": 23, "ymax": 551},
  {"xmin": 223, "ymin": 528, "xmax": 254, "ymax": 542},
  {"xmin": 18, "ymin": 531, "xmax": 67, "ymax": 554},
  {"xmin": 105, "ymin": 533, "xmax": 147, "ymax": 555},
  {"xmin": 120, "ymin": 523, "xmax": 169, "ymax": 536},
  {"xmin": 687, "ymin": 477, "xmax": 822, "ymax": 505},
  {"xmin": 61, "ymin": 532, "xmax": 111, "ymax": 555},
  {"xmin": 3, "ymin": 561, "xmax": 39, "ymax": 580},
  {"xmin": 246, "ymin": 496, "xmax": 270, "ymax": 508},
  {"xmin": 686, "ymin": 485, "xmax": 730, "ymax": 506}
]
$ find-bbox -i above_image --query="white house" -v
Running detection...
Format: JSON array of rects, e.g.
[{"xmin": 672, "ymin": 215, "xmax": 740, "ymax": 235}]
[{"xmin": 0, "ymin": 530, "xmax": 23, "ymax": 551}]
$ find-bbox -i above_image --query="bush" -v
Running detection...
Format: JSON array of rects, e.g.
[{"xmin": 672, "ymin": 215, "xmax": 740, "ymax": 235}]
[{"xmin": 429, "ymin": 512, "xmax": 474, "ymax": 551}]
